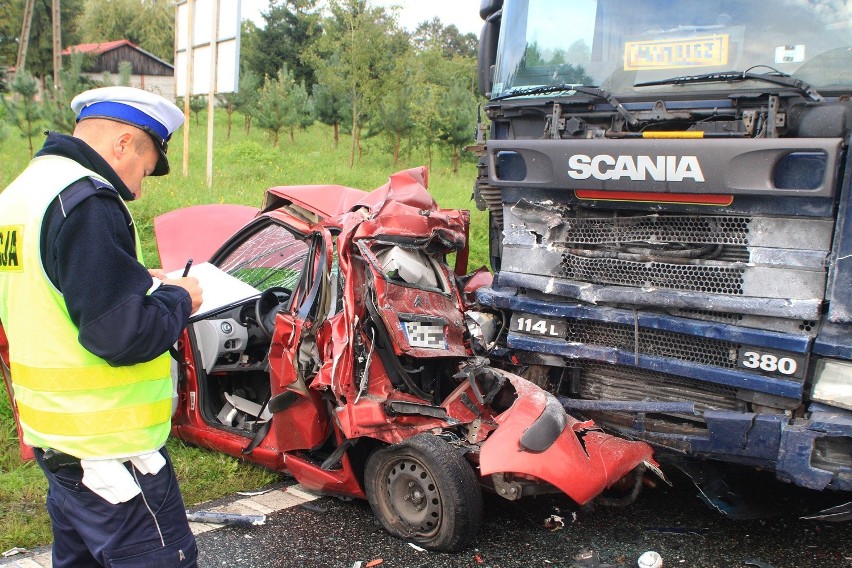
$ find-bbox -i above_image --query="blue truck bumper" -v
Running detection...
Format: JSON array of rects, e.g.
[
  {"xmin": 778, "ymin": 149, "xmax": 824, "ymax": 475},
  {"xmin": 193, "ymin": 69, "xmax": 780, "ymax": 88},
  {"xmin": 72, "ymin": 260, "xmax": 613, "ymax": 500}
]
[{"xmin": 477, "ymin": 285, "xmax": 852, "ymax": 491}]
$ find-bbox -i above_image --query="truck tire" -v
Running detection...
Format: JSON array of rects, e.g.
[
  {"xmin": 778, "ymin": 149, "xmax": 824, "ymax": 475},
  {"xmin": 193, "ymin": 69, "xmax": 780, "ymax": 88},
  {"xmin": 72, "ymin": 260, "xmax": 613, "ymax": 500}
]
[{"xmin": 364, "ymin": 433, "xmax": 483, "ymax": 552}]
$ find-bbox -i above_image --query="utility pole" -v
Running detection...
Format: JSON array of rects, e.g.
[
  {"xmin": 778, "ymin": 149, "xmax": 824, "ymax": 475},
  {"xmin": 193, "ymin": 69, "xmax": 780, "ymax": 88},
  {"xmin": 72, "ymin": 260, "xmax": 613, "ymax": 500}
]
[
  {"xmin": 181, "ymin": 0, "xmax": 195, "ymax": 177},
  {"xmin": 52, "ymin": 0, "xmax": 62, "ymax": 89},
  {"xmin": 15, "ymin": 0, "xmax": 35, "ymax": 78}
]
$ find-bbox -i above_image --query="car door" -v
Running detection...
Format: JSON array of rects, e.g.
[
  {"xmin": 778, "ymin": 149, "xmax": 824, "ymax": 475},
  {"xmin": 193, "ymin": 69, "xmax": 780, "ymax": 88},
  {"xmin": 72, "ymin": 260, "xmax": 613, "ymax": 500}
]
[{"xmin": 264, "ymin": 229, "xmax": 333, "ymax": 453}]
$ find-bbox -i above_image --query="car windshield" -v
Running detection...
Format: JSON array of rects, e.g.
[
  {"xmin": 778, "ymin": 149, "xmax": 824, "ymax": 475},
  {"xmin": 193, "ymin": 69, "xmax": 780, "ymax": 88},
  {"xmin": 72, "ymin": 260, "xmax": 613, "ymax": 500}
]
[
  {"xmin": 492, "ymin": 0, "xmax": 852, "ymax": 99},
  {"xmin": 217, "ymin": 222, "xmax": 309, "ymax": 292}
]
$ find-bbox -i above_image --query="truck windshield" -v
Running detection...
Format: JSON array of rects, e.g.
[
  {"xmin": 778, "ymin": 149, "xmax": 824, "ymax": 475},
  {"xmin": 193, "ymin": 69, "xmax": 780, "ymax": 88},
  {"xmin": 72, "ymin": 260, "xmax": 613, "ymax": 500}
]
[{"xmin": 492, "ymin": 0, "xmax": 852, "ymax": 99}]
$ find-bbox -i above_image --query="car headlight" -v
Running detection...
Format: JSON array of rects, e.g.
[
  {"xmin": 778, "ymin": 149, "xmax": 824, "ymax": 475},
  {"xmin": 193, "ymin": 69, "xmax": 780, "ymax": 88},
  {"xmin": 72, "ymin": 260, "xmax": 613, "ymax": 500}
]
[{"xmin": 811, "ymin": 359, "xmax": 852, "ymax": 411}]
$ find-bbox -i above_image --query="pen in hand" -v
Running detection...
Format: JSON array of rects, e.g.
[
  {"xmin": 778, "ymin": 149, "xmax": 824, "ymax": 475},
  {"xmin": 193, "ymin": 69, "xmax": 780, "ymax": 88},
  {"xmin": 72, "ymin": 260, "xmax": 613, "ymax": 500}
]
[{"xmin": 182, "ymin": 258, "xmax": 193, "ymax": 277}]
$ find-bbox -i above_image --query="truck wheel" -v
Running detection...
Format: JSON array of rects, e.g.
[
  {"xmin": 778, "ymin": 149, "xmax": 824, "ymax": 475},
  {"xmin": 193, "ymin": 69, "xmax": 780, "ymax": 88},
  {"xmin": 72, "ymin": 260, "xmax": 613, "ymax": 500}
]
[{"xmin": 364, "ymin": 433, "xmax": 483, "ymax": 552}]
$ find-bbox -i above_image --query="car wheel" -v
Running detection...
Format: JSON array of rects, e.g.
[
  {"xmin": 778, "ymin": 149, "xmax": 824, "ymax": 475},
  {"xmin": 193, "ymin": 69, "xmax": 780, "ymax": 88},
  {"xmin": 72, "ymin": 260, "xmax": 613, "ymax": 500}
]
[{"xmin": 364, "ymin": 433, "xmax": 483, "ymax": 552}]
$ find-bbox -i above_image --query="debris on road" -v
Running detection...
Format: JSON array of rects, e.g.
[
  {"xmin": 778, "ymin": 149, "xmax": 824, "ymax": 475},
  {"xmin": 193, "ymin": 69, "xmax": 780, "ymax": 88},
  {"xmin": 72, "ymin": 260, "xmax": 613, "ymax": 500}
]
[
  {"xmin": 299, "ymin": 502, "xmax": 328, "ymax": 514},
  {"xmin": 1, "ymin": 547, "xmax": 28, "ymax": 558},
  {"xmin": 570, "ymin": 548, "xmax": 618, "ymax": 568},
  {"xmin": 236, "ymin": 488, "xmax": 273, "ymax": 497},
  {"xmin": 186, "ymin": 510, "xmax": 267, "ymax": 527},
  {"xmin": 408, "ymin": 543, "xmax": 426, "ymax": 552},
  {"xmin": 644, "ymin": 526, "xmax": 708, "ymax": 536},
  {"xmin": 544, "ymin": 514, "xmax": 565, "ymax": 531},
  {"xmin": 637, "ymin": 550, "xmax": 663, "ymax": 568}
]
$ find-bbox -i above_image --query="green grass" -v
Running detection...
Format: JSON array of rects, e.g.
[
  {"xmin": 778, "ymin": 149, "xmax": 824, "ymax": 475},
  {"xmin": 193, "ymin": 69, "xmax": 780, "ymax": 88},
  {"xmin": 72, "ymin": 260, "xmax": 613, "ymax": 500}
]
[{"xmin": 0, "ymin": 108, "xmax": 488, "ymax": 551}]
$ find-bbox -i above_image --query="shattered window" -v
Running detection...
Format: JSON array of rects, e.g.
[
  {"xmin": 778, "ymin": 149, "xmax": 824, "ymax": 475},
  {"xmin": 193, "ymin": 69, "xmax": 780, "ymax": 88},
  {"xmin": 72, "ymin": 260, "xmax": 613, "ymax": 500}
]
[{"xmin": 218, "ymin": 223, "xmax": 309, "ymax": 292}]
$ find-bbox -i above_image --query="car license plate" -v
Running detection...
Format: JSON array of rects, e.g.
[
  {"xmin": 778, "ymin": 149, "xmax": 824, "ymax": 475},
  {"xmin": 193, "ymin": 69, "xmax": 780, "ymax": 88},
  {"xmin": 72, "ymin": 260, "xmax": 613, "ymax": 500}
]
[
  {"xmin": 736, "ymin": 348, "xmax": 805, "ymax": 379},
  {"xmin": 403, "ymin": 322, "xmax": 447, "ymax": 349},
  {"xmin": 510, "ymin": 314, "xmax": 567, "ymax": 338}
]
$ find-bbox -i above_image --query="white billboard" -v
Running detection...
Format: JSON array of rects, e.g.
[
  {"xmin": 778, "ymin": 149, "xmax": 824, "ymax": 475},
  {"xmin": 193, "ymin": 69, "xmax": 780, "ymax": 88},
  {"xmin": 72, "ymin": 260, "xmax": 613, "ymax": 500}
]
[{"xmin": 175, "ymin": 0, "xmax": 241, "ymax": 96}]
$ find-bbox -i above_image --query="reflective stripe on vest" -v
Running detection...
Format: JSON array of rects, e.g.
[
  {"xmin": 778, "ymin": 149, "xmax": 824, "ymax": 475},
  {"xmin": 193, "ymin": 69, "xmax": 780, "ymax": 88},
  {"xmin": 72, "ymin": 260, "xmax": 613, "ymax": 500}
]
[{"xmin": 0, "ymin": 155, "xmax": 172, "ymax": 459}]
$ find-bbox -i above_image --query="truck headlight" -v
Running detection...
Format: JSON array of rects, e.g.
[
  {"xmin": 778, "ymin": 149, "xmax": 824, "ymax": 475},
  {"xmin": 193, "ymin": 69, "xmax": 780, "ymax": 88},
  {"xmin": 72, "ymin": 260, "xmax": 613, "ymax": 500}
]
[{"xmin": 811, "ymin": 359, "xmax": 852, "ymax": 411}]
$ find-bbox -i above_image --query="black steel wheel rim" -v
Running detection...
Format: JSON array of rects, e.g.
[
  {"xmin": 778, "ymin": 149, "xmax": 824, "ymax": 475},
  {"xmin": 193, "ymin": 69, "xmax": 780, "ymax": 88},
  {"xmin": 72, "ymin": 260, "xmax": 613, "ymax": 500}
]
[{"xmin": 382, "ymin": 456, "xmax": 442, "ymax": 536}]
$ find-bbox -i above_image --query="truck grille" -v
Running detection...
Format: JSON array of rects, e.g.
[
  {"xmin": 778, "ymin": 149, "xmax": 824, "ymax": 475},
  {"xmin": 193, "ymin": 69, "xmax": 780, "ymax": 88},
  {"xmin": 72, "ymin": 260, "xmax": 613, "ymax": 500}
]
[
  {"xmin": 561, "ymin": 215, "xmax": 750, "ymax": 245},
  {"xmin": 555, "ymin": 214, "xmax": 751, "ymax": 295},
  {"xmin": 572, "ymin": 362, "xmax": 739, "ymax": 412},
  {"xmin": 566, "ymin": 320, "xmax": 738, "ymax": 369},
  {"xmin": 559, "ymin": 253, "xmax": 746, "ymax": 294}
]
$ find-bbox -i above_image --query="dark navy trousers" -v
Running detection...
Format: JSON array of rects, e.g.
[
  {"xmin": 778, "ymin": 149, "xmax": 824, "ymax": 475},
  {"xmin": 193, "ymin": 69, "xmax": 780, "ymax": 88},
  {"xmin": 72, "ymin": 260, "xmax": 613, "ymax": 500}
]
[{"xmin": 34, "ymin": 447, "xmax": 198, "ymax": 568}]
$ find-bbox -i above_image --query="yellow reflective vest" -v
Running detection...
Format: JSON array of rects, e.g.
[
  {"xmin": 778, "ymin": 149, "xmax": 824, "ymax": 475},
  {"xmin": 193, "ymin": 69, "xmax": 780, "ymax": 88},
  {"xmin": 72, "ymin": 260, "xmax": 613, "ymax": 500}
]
[{"xmin": 0, "ymin": 155, "xmax": 172, "ymax": 459}]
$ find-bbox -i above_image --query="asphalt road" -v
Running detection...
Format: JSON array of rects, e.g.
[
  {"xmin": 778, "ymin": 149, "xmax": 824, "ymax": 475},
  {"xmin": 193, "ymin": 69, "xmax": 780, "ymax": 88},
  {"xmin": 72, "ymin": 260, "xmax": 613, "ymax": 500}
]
[
  {"xmin": 4, "ymin": 469, "xmax": 849, "ymax": 568},
  {"xmin": 195, "ymin": 469, "xmax": 852, "ymax": 568}
]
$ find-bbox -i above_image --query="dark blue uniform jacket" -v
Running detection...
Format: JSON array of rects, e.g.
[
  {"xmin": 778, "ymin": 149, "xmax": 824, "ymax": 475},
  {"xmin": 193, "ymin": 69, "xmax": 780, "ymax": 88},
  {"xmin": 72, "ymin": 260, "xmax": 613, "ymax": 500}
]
[{"xmin": 36, "ymin": 132, "xmax": 191, "ymax": 366}]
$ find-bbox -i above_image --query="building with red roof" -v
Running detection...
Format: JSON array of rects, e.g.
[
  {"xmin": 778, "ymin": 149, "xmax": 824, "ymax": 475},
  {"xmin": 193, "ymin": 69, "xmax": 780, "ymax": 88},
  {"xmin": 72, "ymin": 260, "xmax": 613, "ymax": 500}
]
[{"xmin": 63, "ymin": 40, "xmax": 175, "ymax": 100}]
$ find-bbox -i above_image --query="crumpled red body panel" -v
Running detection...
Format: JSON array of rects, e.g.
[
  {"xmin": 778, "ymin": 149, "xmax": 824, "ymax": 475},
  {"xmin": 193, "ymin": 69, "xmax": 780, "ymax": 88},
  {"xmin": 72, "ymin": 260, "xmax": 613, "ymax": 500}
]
[{"xmin": 480, "ymin": 374, "xmax": 655, "ymax": 505}]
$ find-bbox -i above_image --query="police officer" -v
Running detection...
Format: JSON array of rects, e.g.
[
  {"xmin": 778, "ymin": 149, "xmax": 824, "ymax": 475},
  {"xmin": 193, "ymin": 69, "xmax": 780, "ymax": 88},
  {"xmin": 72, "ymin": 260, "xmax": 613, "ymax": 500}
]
[{"xmin": 0, "ymin": 87, "xmax": 203, "ymax": 567}]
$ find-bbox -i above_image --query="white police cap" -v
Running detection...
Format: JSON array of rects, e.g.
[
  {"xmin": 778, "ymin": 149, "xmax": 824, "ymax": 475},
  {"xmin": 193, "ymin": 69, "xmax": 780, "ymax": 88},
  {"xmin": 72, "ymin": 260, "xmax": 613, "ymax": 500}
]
[{"xmin": 71, "ymin": 86, "xmax": 184, "ymax": 176}]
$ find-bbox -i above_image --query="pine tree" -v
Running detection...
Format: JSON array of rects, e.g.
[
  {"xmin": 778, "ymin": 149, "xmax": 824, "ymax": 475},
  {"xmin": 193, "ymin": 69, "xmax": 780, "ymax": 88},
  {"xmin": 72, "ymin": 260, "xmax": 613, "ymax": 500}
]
[{"xmin": 4, "ymin": 71, "xmax": 43, "ymax": 156}]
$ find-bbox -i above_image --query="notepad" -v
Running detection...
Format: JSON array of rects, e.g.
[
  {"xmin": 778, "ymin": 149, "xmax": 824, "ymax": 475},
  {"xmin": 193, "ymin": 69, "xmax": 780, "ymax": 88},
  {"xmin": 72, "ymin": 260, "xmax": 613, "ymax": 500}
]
[{"xmin": 166, "ymin": 262, "xmax": 260, "ymax": 321}]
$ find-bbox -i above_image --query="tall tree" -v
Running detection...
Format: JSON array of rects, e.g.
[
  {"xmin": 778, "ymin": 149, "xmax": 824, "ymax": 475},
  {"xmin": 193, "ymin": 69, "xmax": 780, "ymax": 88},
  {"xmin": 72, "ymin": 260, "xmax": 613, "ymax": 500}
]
[
  {"xmin": 436, "ymin": 81, "xmax": 478, "ymax": 173},
  {"xmin": 306, "ymin": 0, "xmax": 405, "ymax": 167},
  {"xmin": 243, "ymin": 0, "xmax": 321, "ymax": 89},
  {"xmin": 411, "ymin": 18, "xmax": 478, "ymax": 59},
  {"xmin": 0, "ymin": 0, "xmax": 21, "ymax": 67},
  {"xmin": 410, "ymin": 81, "xmax": 442, "ymax": 168},
  {"xmin": 408, "ymin": 33, "xmax": 478, "ymax": 168},
  {"xmin": 9, "ymin": 0, "xmax": 83, "ymax": 82},
  {"xmin": 128, "ymin": 0, "xmax": 174, "ymax": 62},
  {"xmin": 375, "ymin": 63, "xmax": 414, "ymax": 164}
]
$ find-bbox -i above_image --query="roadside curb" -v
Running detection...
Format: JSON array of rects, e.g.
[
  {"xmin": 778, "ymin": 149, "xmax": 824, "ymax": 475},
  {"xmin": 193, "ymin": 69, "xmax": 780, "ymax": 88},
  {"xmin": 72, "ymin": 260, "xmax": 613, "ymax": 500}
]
[{"xmin": 0, "ymin": 481, "xmax": 317, "ymax": 567}]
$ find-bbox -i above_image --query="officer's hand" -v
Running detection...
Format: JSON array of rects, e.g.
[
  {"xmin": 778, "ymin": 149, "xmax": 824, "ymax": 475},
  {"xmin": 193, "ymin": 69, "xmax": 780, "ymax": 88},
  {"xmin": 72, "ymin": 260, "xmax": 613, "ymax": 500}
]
[{"xmin": 163, "ymin": 276, "xmax": 203, "ymax": 314}]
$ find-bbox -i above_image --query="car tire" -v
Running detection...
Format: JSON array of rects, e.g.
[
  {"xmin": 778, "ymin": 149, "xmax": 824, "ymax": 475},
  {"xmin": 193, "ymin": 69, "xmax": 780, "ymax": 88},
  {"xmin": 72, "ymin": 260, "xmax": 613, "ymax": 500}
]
[{"xmin": 364, "ymin": 433, "xmax": 483, "ymax": 552}]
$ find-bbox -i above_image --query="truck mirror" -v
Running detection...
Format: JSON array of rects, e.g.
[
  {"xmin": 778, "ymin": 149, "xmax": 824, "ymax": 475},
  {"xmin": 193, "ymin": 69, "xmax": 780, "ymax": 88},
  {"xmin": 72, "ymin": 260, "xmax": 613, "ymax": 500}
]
[
  {"xmin": 478, "ymin": 12, "xmax": 501, "ymax": 97},
  {"xmin": 479, "ymin": 0, "xmax": 503, "ymax": 19}
]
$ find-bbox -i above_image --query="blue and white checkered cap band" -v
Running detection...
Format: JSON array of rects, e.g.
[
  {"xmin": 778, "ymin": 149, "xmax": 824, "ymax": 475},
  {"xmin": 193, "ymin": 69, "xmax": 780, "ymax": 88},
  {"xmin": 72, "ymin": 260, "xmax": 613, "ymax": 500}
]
[{"xmin": 76, "ymin": 101, "xmax": 169, "ymax": 146}]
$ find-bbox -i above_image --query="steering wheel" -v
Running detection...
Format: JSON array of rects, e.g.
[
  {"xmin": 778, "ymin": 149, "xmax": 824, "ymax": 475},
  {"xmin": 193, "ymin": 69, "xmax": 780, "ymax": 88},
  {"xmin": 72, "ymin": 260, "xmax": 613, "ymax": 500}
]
[{"xmin": 255, "ymin": 287, "xmax": 292, "ymax": 337}]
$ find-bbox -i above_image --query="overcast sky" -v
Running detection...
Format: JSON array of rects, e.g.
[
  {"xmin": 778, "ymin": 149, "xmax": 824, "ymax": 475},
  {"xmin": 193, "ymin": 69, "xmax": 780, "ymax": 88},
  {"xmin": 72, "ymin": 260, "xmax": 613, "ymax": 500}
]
[{"xmin": 241, "ymin": 0, "xmax": 484, "ymax": 36}]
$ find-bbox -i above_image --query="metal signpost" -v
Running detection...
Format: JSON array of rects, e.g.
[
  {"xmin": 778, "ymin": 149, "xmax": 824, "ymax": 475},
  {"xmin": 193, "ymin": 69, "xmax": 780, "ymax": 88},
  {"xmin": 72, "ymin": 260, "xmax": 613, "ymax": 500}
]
[{"xmin": 175, "ymin": 0, "xmax": 241, "ymax": 187}]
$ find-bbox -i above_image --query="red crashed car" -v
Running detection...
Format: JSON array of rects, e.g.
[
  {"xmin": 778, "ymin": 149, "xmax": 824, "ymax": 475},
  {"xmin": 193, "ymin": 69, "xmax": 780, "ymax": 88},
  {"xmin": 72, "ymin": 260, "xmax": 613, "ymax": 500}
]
[{"xmin": 2, "ymin": 167, "xmax": 657, "ymax": 551}]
